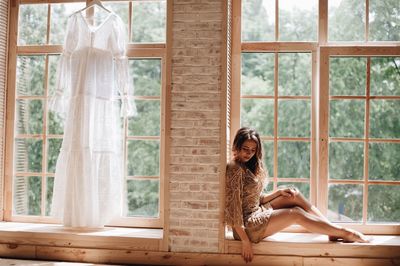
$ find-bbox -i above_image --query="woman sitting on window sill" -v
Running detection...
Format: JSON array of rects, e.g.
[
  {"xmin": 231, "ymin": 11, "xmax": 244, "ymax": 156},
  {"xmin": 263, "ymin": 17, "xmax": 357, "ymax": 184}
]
[{"xmin": 225, "ymin": 127, "xmax": 369, "ymax": 263}]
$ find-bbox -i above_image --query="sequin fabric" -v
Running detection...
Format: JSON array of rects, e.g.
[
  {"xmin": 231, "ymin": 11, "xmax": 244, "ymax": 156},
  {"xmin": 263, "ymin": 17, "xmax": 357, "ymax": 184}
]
[{"xmin": 225, "ymin": 161, "xmax": 273, "ymax": 243}]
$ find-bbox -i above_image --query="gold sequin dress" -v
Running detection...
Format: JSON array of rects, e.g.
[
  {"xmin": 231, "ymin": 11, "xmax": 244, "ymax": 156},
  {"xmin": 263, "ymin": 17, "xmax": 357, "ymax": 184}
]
[{"xmin": 225, "ymin": 160, "xmax": 273, "ymax": 243}]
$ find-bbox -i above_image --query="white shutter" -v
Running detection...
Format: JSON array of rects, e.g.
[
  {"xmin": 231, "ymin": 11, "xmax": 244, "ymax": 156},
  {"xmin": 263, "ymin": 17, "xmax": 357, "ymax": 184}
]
[{"xmin": 0, "ymin": 0, "xmax": 10, "ymax": 218}]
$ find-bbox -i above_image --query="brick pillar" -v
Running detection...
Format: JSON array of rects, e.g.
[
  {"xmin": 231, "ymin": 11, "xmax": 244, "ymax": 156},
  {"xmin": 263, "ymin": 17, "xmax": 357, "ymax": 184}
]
[{"xmin": 169, "ymin": 0, "xmax": 224, "ymax": 252}]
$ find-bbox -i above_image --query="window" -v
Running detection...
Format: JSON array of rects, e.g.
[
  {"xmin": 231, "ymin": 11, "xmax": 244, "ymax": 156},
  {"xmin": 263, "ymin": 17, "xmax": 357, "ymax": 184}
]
[
  {"xmin": 320, "ymin": 50, "xmax": 400, "ymax": 231},
  {"xmin": 6, "ymin": 0, "xmax": 167, "ymax": 228},
  {"xmin": 328, "ymin": 0, "xmax": 400, "ymax": 42},
  {"xmin": 240, "ymin": 52, "xmax": 315, "ymax": 198},
  {"xmin": 232, "ymin": 0, "xmax": 399, "ymax": 233}
]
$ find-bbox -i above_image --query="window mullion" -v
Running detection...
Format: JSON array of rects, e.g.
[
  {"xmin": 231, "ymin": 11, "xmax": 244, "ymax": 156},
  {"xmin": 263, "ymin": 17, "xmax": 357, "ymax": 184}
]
[
  {"xmin": 41, "ymin": 54, "xmax": 50, "ymax": 217},
  {"xmin": 319, "ymin": 0, "xmax": 328, "ymax": 44},
  {"xmin": 275, "ymin": 0, "xmax": 278, "ymax": 41},
  {"xmin": 310, "ymin": 51, "xmax": 318, "ymax": 205},
  {"xmin": 365, "ymin": 0, "xmax": 369, "ymax": 42},
  {"xmin": 317, "ymin": 48, "xmax": 329, "ymax": 215},
  {"xmin": 273, "ymin": 52, "xmax": 278, "ymax": 191},
  {"xmin": 362, "ymin": 57, "xmax": 371, "ymax": 224}
]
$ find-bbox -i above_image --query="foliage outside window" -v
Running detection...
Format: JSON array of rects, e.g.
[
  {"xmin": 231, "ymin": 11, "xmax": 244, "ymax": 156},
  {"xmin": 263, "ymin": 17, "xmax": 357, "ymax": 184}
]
[
  {"xmin": 10, "ymin": 1, "xmax": 166, "ymax": 227},
  {"xmin": 241, "ymin": 52, "xmax": 312, "ymax": 199},
  {"xmin": 329, "ymin": 56, "xmax": 400, "ymax": 223},
  {"xmin": 237, "ymin": 0, "xmax": 400, "ymax": 229}
]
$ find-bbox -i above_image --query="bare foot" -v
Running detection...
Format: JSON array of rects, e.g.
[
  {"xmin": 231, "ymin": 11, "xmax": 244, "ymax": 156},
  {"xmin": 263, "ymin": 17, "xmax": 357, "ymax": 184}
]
[
  {"xmin": 343, "ymin": 229, "xmax": 370, "ymax": 243},
  {"xmin": 328, "ymin": 236, "xmax": 342, "ymax": 241}
]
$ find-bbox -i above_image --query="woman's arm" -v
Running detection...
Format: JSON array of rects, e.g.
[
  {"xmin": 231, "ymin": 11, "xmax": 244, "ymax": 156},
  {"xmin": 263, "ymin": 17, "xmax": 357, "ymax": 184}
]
[
  {"xmin": 225, "ymin": 162, "xmax": 253, "ymax": 263},
  {"xmin": 233, "ymin": 225, "xmax": 253, "ymax": 263},
  {"xmin": 260, "ymin": 188, "xmax": 296, "ymax": 204}
]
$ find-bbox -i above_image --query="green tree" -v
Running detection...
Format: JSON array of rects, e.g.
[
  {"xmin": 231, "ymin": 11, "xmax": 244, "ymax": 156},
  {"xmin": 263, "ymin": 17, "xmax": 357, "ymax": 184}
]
[
  {"xmin": 242, "ymin": 0, "xmax": 274, "ymax": 41},
  {"xmin": 369, "ymin": 0, "xmax": 400, "ymax": 41}
]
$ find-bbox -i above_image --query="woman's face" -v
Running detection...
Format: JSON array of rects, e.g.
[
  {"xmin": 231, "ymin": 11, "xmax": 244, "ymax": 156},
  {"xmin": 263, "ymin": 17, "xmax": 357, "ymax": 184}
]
[{"xmin": 236, "ymin": 139, "xmax": 257, "ymax": 163}]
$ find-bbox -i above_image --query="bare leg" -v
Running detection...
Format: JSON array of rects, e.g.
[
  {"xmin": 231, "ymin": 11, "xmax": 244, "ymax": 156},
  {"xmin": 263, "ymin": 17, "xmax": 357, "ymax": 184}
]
[
  {"xmin": 267, "ymin": 193, "xmax": 368, "ymax": 242},
  {"xmin": 269, "ymin": 189, "xmax": 327, "ymax": 221},
  {"xmin": 274, "ymin": 191, "xmax": 340, "ymax": 241},
  {"xmin": 262, "ymin": 207, "xmax": 368, "ymax": 243},
  {"xmin": 268, "ymin": 191, "xmax": 334, "ymax": 236}
]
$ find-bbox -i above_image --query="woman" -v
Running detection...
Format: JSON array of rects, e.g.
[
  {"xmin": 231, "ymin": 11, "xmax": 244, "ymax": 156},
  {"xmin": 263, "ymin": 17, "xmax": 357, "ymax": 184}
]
[{"xmin": 225, "ymin": 127, "xmax": 369, "ymax": 263}]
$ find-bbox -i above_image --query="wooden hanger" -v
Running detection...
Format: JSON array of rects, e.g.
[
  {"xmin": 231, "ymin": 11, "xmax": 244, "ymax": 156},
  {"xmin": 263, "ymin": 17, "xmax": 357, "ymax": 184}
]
[{"xmin": 73, "ymin": 0, "xmax": 111, "ymax": 15}]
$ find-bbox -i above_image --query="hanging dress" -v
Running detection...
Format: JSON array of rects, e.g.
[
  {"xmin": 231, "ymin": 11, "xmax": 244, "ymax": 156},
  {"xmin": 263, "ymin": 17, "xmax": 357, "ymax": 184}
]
[{"xmin": 49, "ymin": 10, "xmax": 136, "ymax": 227}]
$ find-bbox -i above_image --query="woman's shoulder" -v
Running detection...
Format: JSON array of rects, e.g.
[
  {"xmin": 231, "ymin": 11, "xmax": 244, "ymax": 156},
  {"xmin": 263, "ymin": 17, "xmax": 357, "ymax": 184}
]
[{"xmin": 226, "ymin": 160, "xmax": 243, "ymax": 174}]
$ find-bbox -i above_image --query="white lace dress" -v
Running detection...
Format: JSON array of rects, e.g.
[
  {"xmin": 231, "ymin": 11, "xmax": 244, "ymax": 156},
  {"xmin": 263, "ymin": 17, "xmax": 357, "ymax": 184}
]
[{"xmin": 49, "ymin": 10, "xmax": 135, "ymax": 227}]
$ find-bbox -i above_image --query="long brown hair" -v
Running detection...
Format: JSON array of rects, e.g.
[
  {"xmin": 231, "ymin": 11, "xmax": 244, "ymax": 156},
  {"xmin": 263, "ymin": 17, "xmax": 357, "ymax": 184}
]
[{"xmin": 232, "ymin": 127, "xmax": 264, "ymax": 175}]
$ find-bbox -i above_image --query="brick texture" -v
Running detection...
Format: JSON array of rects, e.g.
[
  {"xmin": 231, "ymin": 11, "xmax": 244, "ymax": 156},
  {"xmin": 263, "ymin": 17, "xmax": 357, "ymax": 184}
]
[{"xmin": 169, "ymin": 0, "xmax": 224, "ymax": 253}]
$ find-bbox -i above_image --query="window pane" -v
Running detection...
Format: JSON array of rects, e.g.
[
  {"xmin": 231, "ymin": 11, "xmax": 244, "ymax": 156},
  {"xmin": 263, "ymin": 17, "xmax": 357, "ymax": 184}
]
[
  {"xmin": 47, "ymin": 138, "xmax": 62, "ymax": 173},
  {"xmin": 328, "ymin": 184, "xmax": 363, "ymax": 222},
  {"xmin": 263, "ymin": 182, "xmax": 274, "ymax": 193},
  {"xmin": 369, "ymin": 143, "xmax": 400, "ymax": 181},
  {"xmin": 50, "ymin": 3, "xmax": 85, "ymax": 44},
  {"xmin": 329, "ymin": 57, "xmax": 366, "ymax": 96},
  {"xmin": 241, "ymin": 99, "xmax": 274, "ymax": 137},
  {"xmin": 370, "ymin": 100, "xmax": 400, "ymax": 139},
  {"xmin": 46, "ymin": 176, "xmax": 54, "ymax": 216},
  {"xmin": 278, "ymin": 53, "xmax": 311, "ymax": 96},
  {"xmin": 369, "ymin": 0, "xmax": 400, "ymax": 42},
  {"xmin": 329, "ymin": 142, "xmax": 363, "ymax": 180},
  {"xmin": 328, "ymin": 0, "xmax": 365, "ymax": 41},
  {"xmin": 18, "ymin": 4, "xmax": 48, "ymax": 45},
  {"xmin": 279, "ymin": 0, "xmax": 317, "ymax": 41},
  {"xmin": 128, "ymin": 100, "xmax": 160, "ymax": 136},
  {"xmin": 126, "ymin": 179, "xmax": 159, "ymax": 217},
  {"xmin": 14, "ymin": 139, "xmax": 43, "ymax": 173},
  {"xmin": 278, "ymin": 182, "xmax": 310, "ymax": 199},
  {"xmin": 47, "ymin": 55, "xmax": 60, "ymax": 97},
  {"xmin": 13, "ymin": 176, "xmax": 42, "ymax": 215},
  {"xmin": 131, "ymin": 59, "xmax": 161, "ymax": 97},
  {"xmin": 16, "ymin": 99, "xmax": 44, "ymax": 135},
  {"xmin": 370, "ymin": 57, "xmax": 400, "ymax": 96},
  {"xmin": 17, "ymin": 55, "xmax": 46, "ymax": 96},
  {"xmin": 127, "ymin": 140, "xmax": 160, "ymax": 176},
  {"xmin": 278, "ymin": 100, "xmax": 310, "ymax": 137},
  {"xmin": 242, "ymin": 0, "xmax": 275, "ymax": 42},
  {"xmin": 132, "ymin": 1, "xmax": 166, "ymax": 43},
  {"xmin": 263, "ymin": 141, "xmax": 274, "ymax": 177},
  {"xmin": 330, "ymin": 100, "xmax": 364, "ymax": 138},
  {"xmin": 241, "ymin": 53, "xmax": 274, "ymax": 96},
  {"xmin": 368, "ymin": 185, "xmax": 400, "ymax": 223},
  {"xmin": 103, "ymin": 2, "xmax": 129, "ymax": 33},
  {"xmin": 278, "ymin": 141, "xmax": 310, "ymax": 178},
  {"xmin": 47, "ymin": 111, "xmax": 64, "ymax": 135}
]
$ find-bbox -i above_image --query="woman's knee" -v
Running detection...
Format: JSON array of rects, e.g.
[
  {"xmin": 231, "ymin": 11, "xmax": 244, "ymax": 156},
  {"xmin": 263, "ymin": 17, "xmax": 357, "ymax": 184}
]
[
  {"xmin": 292, "ymin": 192, "xmax": 312, "ymax": 210},
  {"xmin": 288, "ymin": 206, "xmax": 306, "ymax": 219}
]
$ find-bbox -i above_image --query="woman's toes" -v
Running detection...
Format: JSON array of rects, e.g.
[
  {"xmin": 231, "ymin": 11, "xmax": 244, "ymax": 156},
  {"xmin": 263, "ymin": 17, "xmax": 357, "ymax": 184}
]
[
  {"xmin": 328, "ymin": 236, "xmax": 341, "ymax": 241},
  {"xmin": 344, "ymin": 229, "xmax": 370, "ymax": 243}
]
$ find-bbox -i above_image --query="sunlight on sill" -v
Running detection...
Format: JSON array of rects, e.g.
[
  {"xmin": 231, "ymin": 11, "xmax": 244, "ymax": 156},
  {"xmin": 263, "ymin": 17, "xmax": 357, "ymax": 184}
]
[{"xmin": 0, "ymin": 222, "xmax": 163, "ymax": 239}]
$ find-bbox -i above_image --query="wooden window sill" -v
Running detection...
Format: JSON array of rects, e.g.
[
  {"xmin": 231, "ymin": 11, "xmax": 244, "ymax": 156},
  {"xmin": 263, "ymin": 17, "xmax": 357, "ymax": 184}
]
[
  {"xmin": 0, "ymin": 222, "xmax": 162, "ymax": 251},
  {"xmin": 225, "ymin": 231, "xmax": 400, "ymax": 259}
]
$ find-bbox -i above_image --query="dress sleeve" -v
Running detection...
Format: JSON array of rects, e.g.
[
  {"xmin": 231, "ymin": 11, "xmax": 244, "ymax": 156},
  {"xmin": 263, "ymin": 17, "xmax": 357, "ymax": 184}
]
[
  {"xmin": 225, "ymin": 162, "xmax": 244, "ymax": 228},
  {"xmin": 48, "ymin": 14, "xmax": 78, "ymax": 117},
  {"xmin": 112, "ymin": 15, "xmax": 137, "ymax": 117}
]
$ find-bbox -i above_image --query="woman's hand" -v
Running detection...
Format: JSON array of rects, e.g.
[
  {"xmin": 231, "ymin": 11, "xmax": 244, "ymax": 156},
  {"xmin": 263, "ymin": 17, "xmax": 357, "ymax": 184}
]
[
  {"xmin": 279, "ymin": 187, "xmax": 298, "ymax": 198},
  {"xmin": 241, "ymin": 239, "xmax": 253, "ymax": 263}
]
